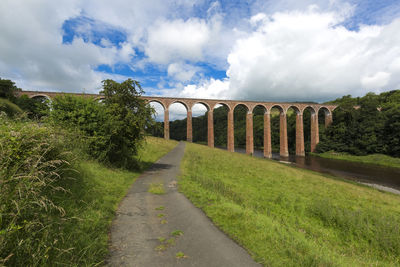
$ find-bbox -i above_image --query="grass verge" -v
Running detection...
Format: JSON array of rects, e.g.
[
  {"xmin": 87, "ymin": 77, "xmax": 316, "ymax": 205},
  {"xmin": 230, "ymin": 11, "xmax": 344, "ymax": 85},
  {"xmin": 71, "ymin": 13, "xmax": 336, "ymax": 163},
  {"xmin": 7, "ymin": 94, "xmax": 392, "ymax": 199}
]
[
  {"xmin": 312, "ymin": 151, "xmax": 400, "ymax": 169},
  {"xmin": 179, "ymin": 142, "xmax": 400, "ymax": 266}
]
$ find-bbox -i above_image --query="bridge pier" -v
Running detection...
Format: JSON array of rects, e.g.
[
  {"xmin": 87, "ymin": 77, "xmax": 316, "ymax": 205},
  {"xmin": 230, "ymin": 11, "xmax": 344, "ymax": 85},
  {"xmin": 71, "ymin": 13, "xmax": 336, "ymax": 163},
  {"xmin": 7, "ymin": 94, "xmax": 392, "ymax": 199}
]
[
  {"xmin": 263, "ymin": 111, "xmax": 272, "ymax": 158},
  {"xmin": 280, "ymin": 111, "xmax": 289, "ymax": 157},
  {"xmin": 325, "ymin": 113, "xmax": 333, "ymax": 127},
  {"xmin": 208, "ymin": 110, "xmax": 214, "ymax": 148},
  {"xmin": 296, "ymin": 113, "xmax": 305, "ymax": 156},
  {"xmin": 246, "ymin": 111, "xmax": 254, "ymax": 155},
  {"xmin": 187, "ymin": 109, "xmax": 192, "ymax": 142},
  {"xmin": 164, "ymin": 107, "xmax": 169, "ymax": 140},
  {"xmin": 310, "ymin": 112, "xmax": 319, "ymax": 152},
  {"xmin": 227, "ymin": 109, "xmax": 234, "ymax": 152}
]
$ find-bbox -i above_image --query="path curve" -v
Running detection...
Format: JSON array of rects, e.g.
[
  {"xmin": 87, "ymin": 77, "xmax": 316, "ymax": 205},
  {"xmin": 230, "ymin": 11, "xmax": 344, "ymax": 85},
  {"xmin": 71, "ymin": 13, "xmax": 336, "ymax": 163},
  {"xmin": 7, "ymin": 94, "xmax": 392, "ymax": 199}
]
[{"xmin": 108, "ymin": 142, "xmax": 260, "ymax": 267}]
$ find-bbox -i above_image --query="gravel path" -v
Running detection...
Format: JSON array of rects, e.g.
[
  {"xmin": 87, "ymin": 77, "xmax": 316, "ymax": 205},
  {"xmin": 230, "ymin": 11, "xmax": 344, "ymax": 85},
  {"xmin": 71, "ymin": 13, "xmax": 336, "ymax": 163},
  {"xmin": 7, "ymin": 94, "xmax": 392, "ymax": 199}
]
[{"xmin": 107, "ymin": 142, "xmax": 261, "ymax": 267}]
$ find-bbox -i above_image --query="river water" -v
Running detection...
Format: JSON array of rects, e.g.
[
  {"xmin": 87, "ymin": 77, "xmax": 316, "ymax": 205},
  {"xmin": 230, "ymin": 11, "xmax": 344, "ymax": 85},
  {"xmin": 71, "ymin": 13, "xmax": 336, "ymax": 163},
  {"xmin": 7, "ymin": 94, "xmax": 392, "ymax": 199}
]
[{"xmin": 232, "ymin": 147, "xmax": 400, "ymax": 193}]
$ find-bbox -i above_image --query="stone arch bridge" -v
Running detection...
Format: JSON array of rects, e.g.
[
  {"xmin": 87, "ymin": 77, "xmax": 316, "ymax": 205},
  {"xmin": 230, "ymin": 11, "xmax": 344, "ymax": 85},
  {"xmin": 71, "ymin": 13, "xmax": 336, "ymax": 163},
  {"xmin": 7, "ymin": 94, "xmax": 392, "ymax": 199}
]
[{"xmin": 18, "ymin": 91, "xmax": 337, "ymax": 158}]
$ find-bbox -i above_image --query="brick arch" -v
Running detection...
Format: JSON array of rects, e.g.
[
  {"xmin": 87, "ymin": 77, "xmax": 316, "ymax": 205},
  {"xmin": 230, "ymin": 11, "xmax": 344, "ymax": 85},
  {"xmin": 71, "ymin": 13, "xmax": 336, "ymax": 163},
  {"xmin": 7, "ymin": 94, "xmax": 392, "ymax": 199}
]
[
  {"xmin": 232, "ymin": 102, "xmax": 250, "ymax": 112},
  {"xmin": 30, "ymin": 94, "xmax": 51, "ymax": 100},
  {"xmin": 212, "ymin": 102, "xmax": 232, "ymax": 111},
  {"xmin": 270, "ymin": 104, "xmax": 285, "ymax": 114},
  {"xmin": 168, "ymin": 100, "xmax": 189, "ymax": 111},
  {"xmin": 301, "ymin": 105, "xmax": 317, "ymax": 115},
  {"xmin": 147, "ymin": 99, "xmax": 166, "ymax": 111},
  {"xmin": 318, "ymin": 106, "xmax": 333, "ymax": 127},
  {"xmin": 250, "ymin": 104, "xmax": 267, "ymax": 113},
  {"xmin": 317, "ymin": 106, "xmax": 331, "ymax": 116},
  {"xmin": 191, "ymin": 101, "xmax": 210, "ymax": 111},
  {"xmin": 286, "ymin": 105, "xmax": 301, "ymax": 114}
]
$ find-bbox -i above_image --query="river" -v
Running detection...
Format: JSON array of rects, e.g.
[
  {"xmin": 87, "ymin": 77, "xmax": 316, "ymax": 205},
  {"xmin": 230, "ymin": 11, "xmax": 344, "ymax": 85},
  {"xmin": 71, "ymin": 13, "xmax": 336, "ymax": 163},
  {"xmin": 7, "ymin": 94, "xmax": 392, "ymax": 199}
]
[{"xmin": 231, "ymin": 147, "xmax": 400, "ymax": 194}]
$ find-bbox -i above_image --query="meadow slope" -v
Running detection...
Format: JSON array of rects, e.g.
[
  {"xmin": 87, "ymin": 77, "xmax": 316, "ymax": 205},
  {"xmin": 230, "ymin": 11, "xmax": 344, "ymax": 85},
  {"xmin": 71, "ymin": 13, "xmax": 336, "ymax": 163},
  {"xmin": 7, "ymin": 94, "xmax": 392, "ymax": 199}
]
[{"xmin": 179, "ymin": 143, "xmax": 400, "ymax": 266}]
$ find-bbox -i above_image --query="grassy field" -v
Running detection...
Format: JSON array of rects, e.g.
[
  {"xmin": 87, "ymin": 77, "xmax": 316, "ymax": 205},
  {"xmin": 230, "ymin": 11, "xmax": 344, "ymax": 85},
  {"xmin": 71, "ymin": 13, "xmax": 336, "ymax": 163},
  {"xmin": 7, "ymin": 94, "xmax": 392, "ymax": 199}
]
[
  {"xmin": 48, "ymin": 137, "xmax": 178, "ymax": 265},
  {"xmin": 313, "ymin": 151, "xmax": 400, "ymax": 169},
  {"xmin": 179, "ymin": 142, "xmax": 400, "ymax": 266}
]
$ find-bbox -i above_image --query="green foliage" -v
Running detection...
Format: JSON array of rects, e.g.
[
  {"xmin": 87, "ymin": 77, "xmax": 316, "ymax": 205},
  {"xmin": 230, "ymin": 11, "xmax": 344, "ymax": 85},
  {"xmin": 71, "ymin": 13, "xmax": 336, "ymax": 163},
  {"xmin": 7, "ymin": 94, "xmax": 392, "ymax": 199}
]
[
  {"xmin": 14, "ymin": 95, "xmax": 50, "ymax": 119},
  {"xmin": 0, "ymin": 78, "xmax": 20, "ymax": 101},
  {"xmin": 0, "ymin": 98, "xmax": 23, "ymax": 117},
  {"xmin": 48, "ymin": 94, "xmax": 108, "ymax": 161},
  {"xmin": 99, "ymin": 79, "xmax": 155, "ymax": 168},
  {"xmin": 317, "ymin": 90, "xmax": 400, "ymax": 157}
]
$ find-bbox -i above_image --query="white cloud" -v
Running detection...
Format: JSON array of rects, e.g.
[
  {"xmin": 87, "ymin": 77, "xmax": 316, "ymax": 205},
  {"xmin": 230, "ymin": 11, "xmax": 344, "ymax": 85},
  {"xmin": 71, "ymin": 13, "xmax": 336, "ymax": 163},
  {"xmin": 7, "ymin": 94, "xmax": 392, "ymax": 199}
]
[
  {"xmin": 182, "ymin": 8, "xmax": 400, "ymax": 102},
  {"xmin": 167, "ymin": 63, "xmax": 199, "ymax": 82},
  {"xmin": 145, "ymin": 18, "xmax": 210, "ymax": 64}
]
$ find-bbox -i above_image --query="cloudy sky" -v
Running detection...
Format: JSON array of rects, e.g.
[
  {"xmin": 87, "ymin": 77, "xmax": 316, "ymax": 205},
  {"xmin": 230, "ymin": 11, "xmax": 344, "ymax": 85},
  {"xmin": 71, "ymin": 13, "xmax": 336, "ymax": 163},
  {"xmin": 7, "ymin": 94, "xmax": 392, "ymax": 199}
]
[{"xmin": 1, "ymin": 0, "xmax": 400, "ymax": 118}]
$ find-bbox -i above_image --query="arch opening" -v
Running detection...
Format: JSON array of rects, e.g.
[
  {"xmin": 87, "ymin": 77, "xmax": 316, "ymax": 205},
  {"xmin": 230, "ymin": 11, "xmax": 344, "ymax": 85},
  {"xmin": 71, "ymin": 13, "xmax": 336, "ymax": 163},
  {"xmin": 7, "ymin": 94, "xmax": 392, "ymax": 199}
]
[
  {"xmin": 213, "ymin": 103, "xmax": 229, "ymax": 149},
  {"xmin": 147, "ymin": 101, "xmax": 165, "ymax": 138},
  {"xmin": 233, "ymin": 104, "xmax": 249, "ymax": 150},
  {"xmin": 191, "ymin": 103, "xmax": 208, "ymax": 145},
  {"xmin": 168, "ymin": 102, "xmax": 188, "ymax": 141}
]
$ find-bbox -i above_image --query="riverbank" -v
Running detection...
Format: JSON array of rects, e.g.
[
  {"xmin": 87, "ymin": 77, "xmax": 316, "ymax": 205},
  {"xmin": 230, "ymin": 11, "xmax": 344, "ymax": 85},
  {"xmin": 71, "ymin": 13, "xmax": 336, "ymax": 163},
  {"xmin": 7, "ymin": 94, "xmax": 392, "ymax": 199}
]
[
  {"xmin": 179, "ymin": 142, "xmax": 400, "ymax": 266},
  {"xmin": 312, "ymin": 151, "xmax": 400, "ymax": 169}
]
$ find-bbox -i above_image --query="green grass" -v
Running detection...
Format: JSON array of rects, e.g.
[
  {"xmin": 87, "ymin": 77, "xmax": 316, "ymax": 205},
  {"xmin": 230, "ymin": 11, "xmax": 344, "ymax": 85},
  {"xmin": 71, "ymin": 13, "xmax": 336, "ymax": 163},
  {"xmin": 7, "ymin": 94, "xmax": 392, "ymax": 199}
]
[
  {"xmin": 179, "ymin": 142, "xmax": 400, "ymax": 266},
  {"xmin": 51, "ymin": 137, "xmax": 177, "ymax": 265},
  {"xmin": 313, "ymin": 151, "xmax": 400, "ymax": 169}
]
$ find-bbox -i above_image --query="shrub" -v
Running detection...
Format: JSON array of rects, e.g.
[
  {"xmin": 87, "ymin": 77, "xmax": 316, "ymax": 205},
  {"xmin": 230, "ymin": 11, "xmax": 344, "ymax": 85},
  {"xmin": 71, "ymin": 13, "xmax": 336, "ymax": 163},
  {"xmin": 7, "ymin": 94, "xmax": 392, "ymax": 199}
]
[
  {"xmin": 49, "ymin": 79, "xmax": 155, "ymax": 169},
  {"xmin": 0, "ymin": 98, "xmax": 23, "ymax": 117}
]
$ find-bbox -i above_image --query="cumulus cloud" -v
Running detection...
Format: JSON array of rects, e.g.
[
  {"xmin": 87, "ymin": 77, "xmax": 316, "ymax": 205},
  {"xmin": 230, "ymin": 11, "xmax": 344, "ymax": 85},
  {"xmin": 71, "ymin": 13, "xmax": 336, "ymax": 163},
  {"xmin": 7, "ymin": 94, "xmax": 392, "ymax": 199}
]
[
  {"xmin": 145, "ymin": 18, "xmax": 210, "ymax": 64},
  {"xmin": 182, "ymin": 8, "xmax": 400, "ymax": 102}
]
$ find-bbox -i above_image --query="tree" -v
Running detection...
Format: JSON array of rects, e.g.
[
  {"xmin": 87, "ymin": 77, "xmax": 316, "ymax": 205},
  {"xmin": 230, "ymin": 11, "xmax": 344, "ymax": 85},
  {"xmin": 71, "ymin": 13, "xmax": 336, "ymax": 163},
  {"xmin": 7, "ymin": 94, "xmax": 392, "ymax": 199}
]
[
  {"xmin": 100, "ymin": 79, "xmax": 155, "ymax": 168},
  {"xmin": 0, "ymin": 78, "xmax": 21, "ymax": 100}
]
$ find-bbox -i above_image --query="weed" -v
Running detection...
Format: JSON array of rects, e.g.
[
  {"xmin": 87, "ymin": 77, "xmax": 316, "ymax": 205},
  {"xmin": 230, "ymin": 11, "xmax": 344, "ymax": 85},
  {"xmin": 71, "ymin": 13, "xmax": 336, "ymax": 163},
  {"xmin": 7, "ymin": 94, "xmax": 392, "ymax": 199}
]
[
  {"xmin": 160, "ymin": 220, "xmax": 168, "ymax": 224},
  {"xmin": 148, "ymin": 183, "xmax": 165, "ymax": 195},
  {"xmin": 157, "ymin": 213, "xmax": 165, "ymax": 218},
  {"xmin": 155, "ymin": 206, "xmax": 165, "ymax": 210},
  {"xmin": 176, "ymin": 252, "xmax": 187, "ymax": 259},
  {"xmin": 171, "ymin": 230, "xmax": 184, "ymax": 237},
  {"xmin": 158, "ymin": 237, "xmax": 166, "ymax": 242}
]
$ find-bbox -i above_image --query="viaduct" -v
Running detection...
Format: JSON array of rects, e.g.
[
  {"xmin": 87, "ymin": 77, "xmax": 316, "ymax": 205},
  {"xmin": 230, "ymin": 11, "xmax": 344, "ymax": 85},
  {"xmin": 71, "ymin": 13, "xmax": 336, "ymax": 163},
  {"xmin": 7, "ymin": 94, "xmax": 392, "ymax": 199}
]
[{"xmin": 17, "ymin": 91, "xmax": 337, "ymax": 158}]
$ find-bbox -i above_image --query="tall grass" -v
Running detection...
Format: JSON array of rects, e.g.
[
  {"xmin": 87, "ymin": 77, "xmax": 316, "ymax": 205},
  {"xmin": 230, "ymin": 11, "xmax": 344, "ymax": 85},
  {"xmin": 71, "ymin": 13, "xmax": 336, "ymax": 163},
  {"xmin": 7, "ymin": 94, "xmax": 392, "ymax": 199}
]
[
  {"xmin": 179, "ymin": 142, "xmax": 400, "ymax": 266},
  {"xmin": 0, "ymin": 117, "xmax": 76, "ymax": 266}
]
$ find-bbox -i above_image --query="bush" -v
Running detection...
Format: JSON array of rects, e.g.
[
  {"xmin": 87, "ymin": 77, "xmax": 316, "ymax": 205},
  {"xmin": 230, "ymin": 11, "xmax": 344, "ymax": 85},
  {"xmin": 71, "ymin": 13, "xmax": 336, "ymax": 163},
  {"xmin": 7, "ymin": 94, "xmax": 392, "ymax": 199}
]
[
  {"xmin": 0, "ymin": 98, "xmax": 23, "ymax": 117},
  {"xmin": 49, "ymin": 79, "xmax": 155, "ymax": 169},
  {"xmin": 0, "ymin": 117, "xmax": 76, "ymax": 266}
]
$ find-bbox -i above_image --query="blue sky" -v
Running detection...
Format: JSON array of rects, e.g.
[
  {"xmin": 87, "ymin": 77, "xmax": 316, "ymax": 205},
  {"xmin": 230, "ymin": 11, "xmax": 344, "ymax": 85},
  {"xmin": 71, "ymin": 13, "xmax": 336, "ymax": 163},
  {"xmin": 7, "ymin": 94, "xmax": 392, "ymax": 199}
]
[{"xmin": 1, "ymin": 0, "xmax": 400, "ymax": 107}]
